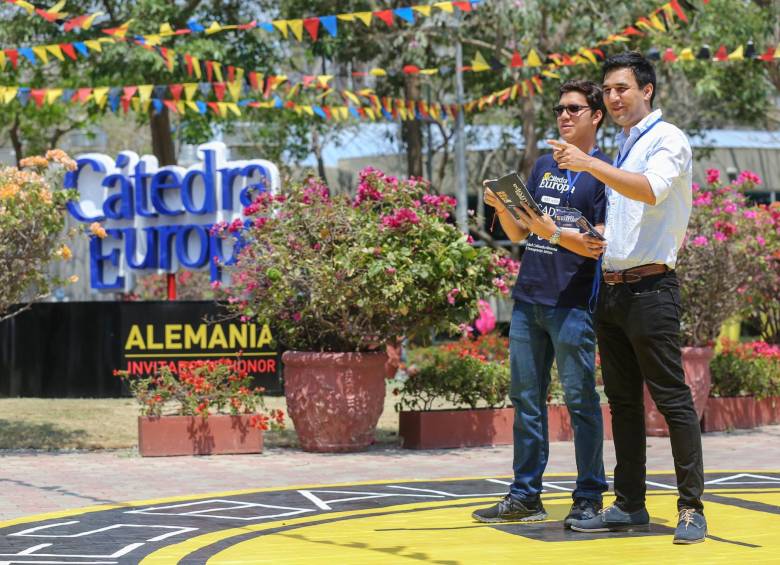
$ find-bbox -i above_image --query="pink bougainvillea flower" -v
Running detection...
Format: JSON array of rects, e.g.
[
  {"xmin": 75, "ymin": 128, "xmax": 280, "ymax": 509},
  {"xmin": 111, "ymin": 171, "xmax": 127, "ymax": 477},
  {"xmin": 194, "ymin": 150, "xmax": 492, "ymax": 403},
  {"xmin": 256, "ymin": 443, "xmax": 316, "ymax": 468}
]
[
  {"xmin": 692, "ymin": 236, "xmax": 708, "ymax": 247},
  {"xmin": 474, "ymin": 299, "xmax": 496, "ymax": 335}
]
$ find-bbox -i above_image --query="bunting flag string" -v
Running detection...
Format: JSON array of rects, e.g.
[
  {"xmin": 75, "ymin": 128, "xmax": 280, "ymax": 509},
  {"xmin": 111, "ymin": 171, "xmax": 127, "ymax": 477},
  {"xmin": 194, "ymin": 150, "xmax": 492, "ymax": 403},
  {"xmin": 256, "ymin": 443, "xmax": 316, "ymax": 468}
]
[{"xmin": 2, "ymin": 40, "xmax": 777, "ymax": 122}]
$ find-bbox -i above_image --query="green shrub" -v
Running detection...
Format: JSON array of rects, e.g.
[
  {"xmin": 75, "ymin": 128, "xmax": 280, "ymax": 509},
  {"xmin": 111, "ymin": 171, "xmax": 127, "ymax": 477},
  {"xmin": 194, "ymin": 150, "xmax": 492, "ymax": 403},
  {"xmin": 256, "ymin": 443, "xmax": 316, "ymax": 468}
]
[{"xmin": 710, "ymin": 340, "xmax": 780, "ymax": 399}]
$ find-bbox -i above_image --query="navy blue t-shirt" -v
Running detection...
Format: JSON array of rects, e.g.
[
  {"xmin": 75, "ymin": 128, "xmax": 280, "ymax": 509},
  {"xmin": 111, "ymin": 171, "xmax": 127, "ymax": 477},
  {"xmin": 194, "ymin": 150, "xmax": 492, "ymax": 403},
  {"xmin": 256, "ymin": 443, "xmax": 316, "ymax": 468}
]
[{"xmin": 512, "ymin": 150, "xmax": 610, "ymax": 309}]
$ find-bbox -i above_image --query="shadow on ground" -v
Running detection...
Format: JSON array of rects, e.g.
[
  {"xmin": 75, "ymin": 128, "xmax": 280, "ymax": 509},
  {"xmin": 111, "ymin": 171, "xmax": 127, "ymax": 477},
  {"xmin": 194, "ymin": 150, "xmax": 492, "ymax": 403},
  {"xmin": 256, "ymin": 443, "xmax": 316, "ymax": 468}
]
[{"xmin": 0, "ymin": 419, "xmax": 89, "ymax": 450}]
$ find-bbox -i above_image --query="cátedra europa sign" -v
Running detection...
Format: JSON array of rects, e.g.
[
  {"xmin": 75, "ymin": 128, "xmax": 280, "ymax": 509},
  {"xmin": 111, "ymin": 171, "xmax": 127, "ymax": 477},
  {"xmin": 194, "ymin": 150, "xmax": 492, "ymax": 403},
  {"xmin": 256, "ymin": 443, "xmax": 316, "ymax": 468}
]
[{"xmin": 64, "ymin": 141, "xmax": 280, "ymax": 290}]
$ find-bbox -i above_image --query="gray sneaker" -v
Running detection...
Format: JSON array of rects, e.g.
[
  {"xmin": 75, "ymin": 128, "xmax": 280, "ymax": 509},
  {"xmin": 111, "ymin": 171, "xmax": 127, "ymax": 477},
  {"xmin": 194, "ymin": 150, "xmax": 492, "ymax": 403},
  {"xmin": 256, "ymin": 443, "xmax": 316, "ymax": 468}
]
[
  {"xmin": 564, "ymin": 498, "xmax": 602, "ymax": 529},
  {"xmin": 471, "ymin": 495, "xmax": 548, "ymax": 523},
  {"xmin": 569, "ymin": 504, "xmax": 650, "ymax": 533},
  {"xmin": 673, "ymin": 508, "xmax": 707, "ymax": 544}
]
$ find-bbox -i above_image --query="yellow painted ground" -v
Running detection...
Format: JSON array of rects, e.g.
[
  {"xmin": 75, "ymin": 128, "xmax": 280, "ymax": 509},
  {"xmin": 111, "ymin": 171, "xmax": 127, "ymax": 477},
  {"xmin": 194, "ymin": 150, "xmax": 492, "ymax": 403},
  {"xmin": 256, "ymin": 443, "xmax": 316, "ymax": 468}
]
[{"xmin": 140, "ymin": 489, "xmax": 780, "ymax": 564}]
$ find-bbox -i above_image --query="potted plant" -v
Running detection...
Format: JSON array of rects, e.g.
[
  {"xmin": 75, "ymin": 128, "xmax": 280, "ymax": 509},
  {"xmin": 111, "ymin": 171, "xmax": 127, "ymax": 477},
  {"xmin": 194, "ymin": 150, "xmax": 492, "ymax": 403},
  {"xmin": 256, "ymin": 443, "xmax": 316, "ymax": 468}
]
[
  {"xmin": 644, "ymin": 169, "xmax": 770, "ymax": 435},
  {"xmin": 702, "ymin": 339, "xmax": 780, "ymax": 432},
  {"xmin": 219, "ymin": 169, "xmax": 514, "ymax": 452},
  {"xmin": 0, "ymin": 150, "xmax": 77, "ymax": 321},
  {"xmin": 396, "ymin": 333, "xmax": 513, "ymax": 449},
  {"xmin": 118, "ymin": 359, "xmax": 284, "ymax": 456},
  {"xmin": 396, "ymin": 333, "xmax": 613, "ymax": 448}
]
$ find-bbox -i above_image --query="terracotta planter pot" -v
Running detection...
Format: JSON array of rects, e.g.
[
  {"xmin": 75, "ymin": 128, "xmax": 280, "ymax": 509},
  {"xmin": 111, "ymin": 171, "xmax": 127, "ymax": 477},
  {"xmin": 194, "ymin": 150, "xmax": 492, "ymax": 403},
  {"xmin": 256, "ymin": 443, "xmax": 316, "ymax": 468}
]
[
  {"xmin": 282, "ymin": 351, "xmax": 387, "ymax": 452},
  {"xmin": 399, "ymin": 407, "xmax": 514, "ymax": 449},
  {"xmin": 702, "ymin": 396, "xmax": 780, "ymax": 432},
  {"xmin": 138, "ymin": 415, "xmax": 263, "ymax": 457},
  {"xmin": 399, "ymin": 404, "xmax": 612, "ymax": 449},
  {"xmin": 644, "ymin": 346, "xmax": 714, "ymax": 437}
]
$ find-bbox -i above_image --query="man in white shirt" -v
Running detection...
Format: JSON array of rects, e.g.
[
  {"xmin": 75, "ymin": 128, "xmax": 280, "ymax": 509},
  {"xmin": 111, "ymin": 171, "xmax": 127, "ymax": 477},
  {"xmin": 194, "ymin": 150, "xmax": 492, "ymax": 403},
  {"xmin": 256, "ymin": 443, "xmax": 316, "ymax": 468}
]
[{"xmin": 546, "ymin": 51, "xmax": 706, "ymax": 545}]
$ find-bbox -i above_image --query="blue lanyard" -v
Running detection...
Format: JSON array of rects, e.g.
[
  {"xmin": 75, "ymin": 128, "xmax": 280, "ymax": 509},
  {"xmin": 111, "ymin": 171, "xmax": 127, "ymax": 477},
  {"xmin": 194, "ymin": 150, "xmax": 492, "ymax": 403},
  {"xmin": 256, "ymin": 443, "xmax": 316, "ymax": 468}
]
[
  {"xmin": 564, "ymin": 147, "xmax": 597, "ymax": 205},
  {"xmin": 615, "ymin": 117, "xmax": 663, "ymax": 169}
]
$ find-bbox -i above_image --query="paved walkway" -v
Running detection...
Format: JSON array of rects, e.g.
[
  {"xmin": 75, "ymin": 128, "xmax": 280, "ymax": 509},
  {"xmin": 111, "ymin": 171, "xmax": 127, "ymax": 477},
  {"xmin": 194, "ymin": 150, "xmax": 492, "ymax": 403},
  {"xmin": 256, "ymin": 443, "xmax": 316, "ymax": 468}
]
[{"xmin": 1, "ymin": 425, "xmax": 779, "ymax": 522}]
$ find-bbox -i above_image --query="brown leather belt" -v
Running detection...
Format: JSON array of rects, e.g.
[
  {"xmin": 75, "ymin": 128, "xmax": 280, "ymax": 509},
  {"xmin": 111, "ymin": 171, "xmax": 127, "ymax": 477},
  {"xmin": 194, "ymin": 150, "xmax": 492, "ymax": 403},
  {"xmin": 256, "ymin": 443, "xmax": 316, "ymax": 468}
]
[{"xmin": 603, "ymin": 263, "xmax": 669, "ymax": 285}]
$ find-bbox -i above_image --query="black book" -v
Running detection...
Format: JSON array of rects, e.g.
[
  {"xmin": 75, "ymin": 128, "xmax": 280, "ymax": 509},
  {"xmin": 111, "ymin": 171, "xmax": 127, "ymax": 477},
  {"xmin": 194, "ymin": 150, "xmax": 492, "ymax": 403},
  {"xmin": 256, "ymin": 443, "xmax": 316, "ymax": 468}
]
[{"xmin": 484, "ymin": 171, "xmax": 544, "ymax": 221}]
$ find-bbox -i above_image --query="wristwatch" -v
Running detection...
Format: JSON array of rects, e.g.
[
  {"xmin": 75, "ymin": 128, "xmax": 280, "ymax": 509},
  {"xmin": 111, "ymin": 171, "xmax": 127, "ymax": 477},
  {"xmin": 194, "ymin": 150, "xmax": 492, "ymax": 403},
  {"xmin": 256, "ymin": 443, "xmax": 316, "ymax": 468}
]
[{"xmin": 549, "ymin": 226, "xmax": 562, "ymax": 245}]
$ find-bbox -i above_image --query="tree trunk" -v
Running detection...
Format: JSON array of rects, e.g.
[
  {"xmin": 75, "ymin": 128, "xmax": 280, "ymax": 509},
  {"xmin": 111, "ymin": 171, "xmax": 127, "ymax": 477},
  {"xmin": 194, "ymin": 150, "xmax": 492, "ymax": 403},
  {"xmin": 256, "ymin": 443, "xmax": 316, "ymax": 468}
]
[
  {"xmin": 150, "ymin": 106, "xmax": 177, "ymax": 166},
  {"xmin": 311, "ymin": 129, "xmax": 329, "ymax": 186},
  {"xmin": 403, "ymin": 75, "xmax": 423, "ymax": 179},
  {"xmin": 9, "ymin": 113, "xmax": 23, "ymax": 167}
]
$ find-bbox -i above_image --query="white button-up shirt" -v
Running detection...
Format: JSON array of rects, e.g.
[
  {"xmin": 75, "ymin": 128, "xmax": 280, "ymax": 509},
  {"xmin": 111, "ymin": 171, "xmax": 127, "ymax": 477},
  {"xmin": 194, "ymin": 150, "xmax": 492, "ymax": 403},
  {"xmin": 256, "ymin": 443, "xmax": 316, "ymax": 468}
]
[{"xmin": 603, "ymin": 109, "xmax": 693, "ymax": 271}]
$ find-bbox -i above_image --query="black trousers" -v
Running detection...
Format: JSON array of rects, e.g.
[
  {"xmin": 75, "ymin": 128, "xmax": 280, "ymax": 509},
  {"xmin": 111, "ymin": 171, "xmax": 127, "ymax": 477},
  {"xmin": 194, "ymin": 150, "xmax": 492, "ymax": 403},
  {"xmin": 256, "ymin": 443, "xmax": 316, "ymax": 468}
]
[{"xmin": 596, "ymin": 270, "xmax": 704, "ymax": 512}]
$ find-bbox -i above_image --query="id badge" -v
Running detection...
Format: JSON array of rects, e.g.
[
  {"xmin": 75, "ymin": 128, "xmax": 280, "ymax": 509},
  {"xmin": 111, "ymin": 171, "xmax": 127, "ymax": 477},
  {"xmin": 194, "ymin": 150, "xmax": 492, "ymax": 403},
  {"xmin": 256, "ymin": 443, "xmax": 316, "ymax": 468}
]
[{"xmin": 553, "ymin": 206, "xmax": 582, "ymax": 230}]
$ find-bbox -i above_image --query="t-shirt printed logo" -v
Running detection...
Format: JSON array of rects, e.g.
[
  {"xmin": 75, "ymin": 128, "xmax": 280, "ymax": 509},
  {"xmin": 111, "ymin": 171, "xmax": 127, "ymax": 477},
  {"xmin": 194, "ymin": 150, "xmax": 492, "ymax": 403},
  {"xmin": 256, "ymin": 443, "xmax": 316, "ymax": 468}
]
[{"xmin": 539, "ymin": 172, "xmax": 571, "ymax": 194}]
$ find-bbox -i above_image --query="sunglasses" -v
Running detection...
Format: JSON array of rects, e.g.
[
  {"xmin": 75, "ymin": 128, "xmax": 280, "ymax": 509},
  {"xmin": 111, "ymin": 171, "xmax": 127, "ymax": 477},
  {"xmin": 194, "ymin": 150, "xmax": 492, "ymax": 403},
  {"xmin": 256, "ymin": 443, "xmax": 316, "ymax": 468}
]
[{"xmin": 553, "ymin": 104, "xmax": 592, "ymax": 117}]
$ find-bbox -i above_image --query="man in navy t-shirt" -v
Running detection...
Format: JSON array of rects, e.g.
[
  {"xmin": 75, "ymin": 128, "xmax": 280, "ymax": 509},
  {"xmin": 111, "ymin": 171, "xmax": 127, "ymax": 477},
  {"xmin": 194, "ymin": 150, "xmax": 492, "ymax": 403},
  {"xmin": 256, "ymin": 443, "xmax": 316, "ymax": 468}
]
[{"xmin": 473, "ymin": 80, "xmax": 610, "ymax": 527}]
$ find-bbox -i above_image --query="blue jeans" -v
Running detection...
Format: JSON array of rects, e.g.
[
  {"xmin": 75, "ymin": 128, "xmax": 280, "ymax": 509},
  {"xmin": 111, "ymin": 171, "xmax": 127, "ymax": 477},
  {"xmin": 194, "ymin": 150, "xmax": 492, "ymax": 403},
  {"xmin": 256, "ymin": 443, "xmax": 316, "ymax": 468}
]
[{"xmin": 509, "ymin": 300, "xmax": 607, "ymax": 503}]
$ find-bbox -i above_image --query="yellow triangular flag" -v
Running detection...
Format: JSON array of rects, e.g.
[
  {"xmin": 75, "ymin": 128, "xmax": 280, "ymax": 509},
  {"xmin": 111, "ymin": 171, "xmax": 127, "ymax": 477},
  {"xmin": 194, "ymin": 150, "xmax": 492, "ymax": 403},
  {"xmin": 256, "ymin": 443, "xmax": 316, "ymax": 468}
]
[
  {"xmin": 184, "ymin": 83, "xmax": 198, "ymax": 101},
  {"xmin": 571, "ymin": 54, "xmax": 588, "ymax": 65},
  {"xmin": 542, "ymin": 70, "xmax": 560, "ymax": 79},
  {"xmin": 649, "ymin": 13, "xmax": 666, "ymax": 32},
  {"xmin": 217, "ymin": 102, "xmax": 228, "ymax": 118},
  {"xmin": 420, "ymin": 68, "xmax": 438, "ymax": 75},
  {"xmin": 412, "ymin": 5, "xmax": 432, "ymax": 16},
  {"xmin": 369, "ymin": 68, "xmax": 387, "ymax": 77},
  {"xmin": 227, "ymin": 103, "xmax": 241, "ymax": 117},
  {"xmin": 84, "ymin": 40, "xmax": 103, "ymax": 52},
  {"xmin": 353, "ymin": 12, "xmax": 373, "ymax": 26},
  {"xmin": 143, "ymin": 34, "xmax": 162, "ymax": 46},
  {"xmin": 2, "ymin": 87, "xmax": 18, "ymax": 104},
  {"xmin": 49, "ymin": 0, "xmax": 67, "ymax": 15},
  {"xmin": 526, "ymin": 49, "xmax": 542, "ymax": 67},
  {"xmin": 339, "ymin": 107, "xmax": 349, "ymax": 120},
  {"xmin": 138, "ymin": 85, "xmax": 154, "ymax": 104},
  {"xmin": 317, "ymin": 75, "xmax": 333, "ymax": 87},
  {"xmin": 288, "ymin": 19, "xmax": 304, "ymax": 41},
  {"xmin": 728, "ymin": 45, "xmax": 744, "ymax": 60},
  {"xmin": 286, "ymin": 84, "xmax": 300, "ymax": 100},
  {"xmin": 337, "ymin": 13, "xmax": 354, "ymax": 22},
  {"xmin": 131, "ymin": 98, "xmax": 140, "ymax": 113},
  {"xmin": 46, "ymin": 44, "xmax": 65, "ymax": 61},
  {"xmin": 159, "ymin": 23, "xmax": 175, "ymax": 36},
  {"xmin": 365, "ymin": 107, "xmax": 376, "ymax": 121},
  {"xmin": 186, "ymin": 101, "xmax": 200, "ymax": 113},
  {"xmin": 301, "ymin": 105, "xmax": 314, "ymax": 116},
  {"xmin": 236, "ymin": 67, "xmax": 245, "ymax": 84},
  {"xmin": 471, "ymin": 51, "xmax": 491, "ymax": 72},
  {"xmin": 32, "ymin": 46, "xmax": 49, "ymax": 64},
  {"xmin": 510, "ymin": 84, "xmax": 519, "ymax": 99},
  {"xmin": 0, "ymin": 51, "xmax": 5, "ymax": 70},
  {"xmin": 177, "ymin": 101, "xmax": 186, "ymax": 114},
  {"xmin": 45, "ymin": 89, "xmax": 62, "ymax": 104},
  {"xmin": 343, "ymin": 90, "xmax": 360, "ymax": 105},
  {"xmin": 774, "ymin": 46, "xmax": 780, "ymax": 59},
  {"xmin": 206, "ymin": 22, "xmax": 223, "ymax": 34},
  {"xmin": 92, "ymin": 87, "xmax": 109, "ymax": 108},
  {"xmin": 272, "ymin": 20, "xmax": 289, "ymax": 39},
  {"xmin": 679, "ymin": 48, "xmax": 695, "ymax": 61},
  {"xmin": 82, "ymin": 12, "xmax": 102, "ymax": 29},
  {"xmin": 14, "ymin": 0, "xmax": 35, "ymax": 14},
  {"xmin": 192, "ymin": 56, "xmax": 202, "ymax": 79},
  {"xmin": 578, "ymin": 47, "xmax": 598, "ymax": 64},
  {"xmin": 227, "ymin": 81, "xmax": 241, "ymax": 101},
  {"xmin": 435, "ymin": 2, "xmax": 454, "ymax": 13},
  {"xmin": 213, "ymin": 62, "xmax": 224, "ymax": 83}
]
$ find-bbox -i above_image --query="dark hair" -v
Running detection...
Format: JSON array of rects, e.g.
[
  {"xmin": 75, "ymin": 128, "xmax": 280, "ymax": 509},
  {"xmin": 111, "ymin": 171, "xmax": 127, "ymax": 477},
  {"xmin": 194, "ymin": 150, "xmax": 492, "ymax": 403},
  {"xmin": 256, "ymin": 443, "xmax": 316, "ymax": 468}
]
[
  {"xmin": 559, "ymin": 79, "xmax": 606, "ymax": 128},
  {"xmin": 601, "ymin": 51, "xmax": 657, "ymax": 106}
]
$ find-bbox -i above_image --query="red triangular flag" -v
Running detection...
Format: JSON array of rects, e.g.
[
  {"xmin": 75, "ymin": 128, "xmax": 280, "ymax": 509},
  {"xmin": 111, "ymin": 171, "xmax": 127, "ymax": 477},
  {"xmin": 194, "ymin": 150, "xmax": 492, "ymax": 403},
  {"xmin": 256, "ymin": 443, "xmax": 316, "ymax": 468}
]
[
  {"xmin": 758, "ymin": 46, "xmax": 775, "ymax": 62},
  {"xmin": 303, "ymin": 17, "xmax": 320, "ymax": 41},
  {"xmin": 60, "ymin": 43, "xmax": 77, "ymax": 60},
  {"xmin": 510, "ymin": 51, "xmax": 523, "ymax": 67},
  {"xmin": 213, "ymin": 83, "xmax": 226, "ymax": 101},
  {"xmin": 302, "ymin": 75, "xmax": 315, "ymax": 87},
  {"xmin": 6, "ymin": 50, "xmax": 19, "ymax": 69},
  {"xmin": 163, "ymin": 100, "xmax": 179, "ymax": 114},
  {"xmin": 249, "ymin": 71, "xmax": 261, "ymax": 91},
  {"xmin": 662, "ymin": 48, "xmax": 677, "ymax": 62},
  {"xmin": 122, "ymin": 86, "xmax": 137, "ymax": 100},
  {"xmin": 185, "ymin": 54, "xmax": 194, "ymax": 76},
  {"xmin": 714, "ymin": 45, "xmax": 728, "ymax": 61},
  {"xmin": 76, "ymin": 88, "xmax": 92, "ymax": 103},
  {"xmin": 227, "ymin": 65, "xmax": 235, "ymax": 82},
  {"xmin": 264, "ymin": 76, "xmax": 277, "ymax": 98},
  {"xmin": 121, "ymin": 97, "xmax": 131, "ymax": 113},
  {"xmin": 591, "ymin": 48, "xmax": 605, "ymax": 59},
  {"xmin": 670, "ymin": 0, "xmax": 689, "ymax": 22},
  {"xmin": 403, "ymin": 64, "xmax": 420, "ymax": 74},
  {"xmin": 207, "ymin": 102, "xmax": 220, "ymax": 115},
  {"xmin": 238, "ymin": 20, "xmax": 256, "ymax": 31},
  {"xmin": 322, "ymin": 106, "xmax": 332, "ymax": 120},
  {"xmin": 562, "ymin": 54, "xmax": 575, "ymax": 66},
  {"xmin": 169, "ymin": 84, "xmax": 183, "ymax": 101},
  {"xmin": 622, "ymin": 26, "xmax": 643, "ymax": 36},
  {"xmin": 36, "ymin": 8, "xmax": 60, "ymax": 22},
  {"xmin": 30, "ymin": 89, "xmax": 46, "ymax": 107},
  {"xmin": 453, "ymin": 1, "xmax": 472, "ymax": 11},
  {"xmin": 205, "ymin": 60, "xmax": 214, "ymax": 83},
  {"xmin": 374, "ymin": 10, "xmax": 394, "ymax": 27}
]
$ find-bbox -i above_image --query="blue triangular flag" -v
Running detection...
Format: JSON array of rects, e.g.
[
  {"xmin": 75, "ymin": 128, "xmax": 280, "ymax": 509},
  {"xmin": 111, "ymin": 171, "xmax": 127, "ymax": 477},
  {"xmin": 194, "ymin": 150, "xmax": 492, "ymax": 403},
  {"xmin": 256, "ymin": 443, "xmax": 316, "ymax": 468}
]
[
  {"xmin": 195, "ymin": 100, "xmax": 207, "ymax": 114},
  {"xmin": 320, "ymin": 16, "xmax": 338, "ymax": 37},
  {"xmin": 349, "ymin": 107, "xmax": 361, "ymax": 119},
  {"xmin": 394, "ymin": 7, "xmax": 415, "ymax": 24},
  {"xmin": 60, "ymin": 89, "xmax": 74, "ymax": 103},
  {"xmin": 273, "ymin": 95, "xmax": 283, "ymax": 108},
  {"xmin": 238, "ymin": 99, "xmax": 252, "ymax": 107},
  {"xmin": 187, "ymin": 19, "xmax": 205, "ymax": 33},
  {"xmin": 381, "ymin": 108, "xmax": 393, "ymax": 120},
  {"xmin": 259, "ymin": 22, "xmax": 275, "ymax": 33},
  {"xmin": 73, "ymin": 42, "xmax": 89, "ymax": 57},
  {"xmin": 198, "ymin": 83, "xmax": 212, "ymax": 96},
  {"xmin": 109, "ymin": 95, "xmax": 120, "ymax": 112},
  {"xmin": 17, "ymin": 87, "xmax": 31, "ymax": 106},
  {"xmin": 312, "ymin": 105, "xmax": 327, "ymax": 119},
  {"xmin": 151, "ymin": 99, "xmax": 163, "ymax": 114},
  {"xmin": 153, "ymin": 85, "xmax": 167, "ymax": 99},
  {"xmin": 19, "ymin": 47, "xmax": 37, "ymax": 65}
]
